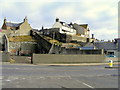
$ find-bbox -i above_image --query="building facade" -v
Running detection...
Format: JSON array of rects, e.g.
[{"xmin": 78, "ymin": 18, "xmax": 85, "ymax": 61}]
[
  {"xmin": 52, "ymin": 18, "xmax": 90, "ymax": 37},
  {"xmin": 1, "ymin": 17, "xmax": 32, "ymax": 36},
  {"xmin": 40, "ymin": 18, "xmax": 92, "ymax": 43},
  {"xmin": 52, "ymin": 18, "xmax": 76, "ymax": 35}
]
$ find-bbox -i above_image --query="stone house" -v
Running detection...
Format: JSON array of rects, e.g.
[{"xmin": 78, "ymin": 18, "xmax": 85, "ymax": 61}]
[
  {"xmin": 1, "ymin": 17, "xmax": 37, "ymax": 56},
  {"xmin": 52, "ymin": 18, "xmax": 90, "ymax": 38},
  {"xmin": 52, "ymin": 18, "xmax": 76, "ymax": 35},
  {"xmin": 1, "ymin": 17, "xmax": 32, "ymax": 36},
  {"xmin": 72, "ymin": 23, "xmax": 90, "ymax": 38},
  {"xmin": 40, "ymin": 18, "xmax": 92, "ymax": 42}
]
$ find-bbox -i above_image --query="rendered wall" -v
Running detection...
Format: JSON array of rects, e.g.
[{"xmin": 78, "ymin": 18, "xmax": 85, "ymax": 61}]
[
  {"xmin": 32, "ymin": 54, "xmax": 105, "ymax": 64},
  {"xmin": 2, "ymin": 52, "xmax": 10, "ymax": 62}
]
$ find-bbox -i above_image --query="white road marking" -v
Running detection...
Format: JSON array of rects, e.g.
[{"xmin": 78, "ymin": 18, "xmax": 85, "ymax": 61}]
[
  {"xmin": 82, "ymin": 82, "xmax": 94, "ymax": 89},
  {"xmin": 76, "ymin": 80, "xmax": 95, "ymax": 89},
  {"xmin": 22, "ymin": 78, "xmax": 25, "ymax": 80},
  {"xmin": 15, "ymin": 77, "xmax": 18, "ymax": 80},
  {"xmin": 64, "ymin": 72, "xmax": 95, "ymax": 88},
  {"xmin": 39, "ymin": 77, "xmax": 45, "ymax": 80},
  {"xmin": 40, "ymin": 77, "xmax": 44, "ymax": 78},
  {"xmin": 0, "ymin": 76, "xmax": 2, "ymax": 80},
  {"xmin": 64, "ymin": 72, "xmax": 72, "ymax": 79},
  {"xmin": 6, "ymin": 79, "xmax": 11, "ymax": 82},
  {"xmin": 68, "ymin": 76, "xmax": 72, "ymax": 79}
]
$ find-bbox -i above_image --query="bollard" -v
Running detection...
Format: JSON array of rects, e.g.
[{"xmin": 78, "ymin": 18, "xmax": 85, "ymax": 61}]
[{"xmin": 109, "ymin": 60, "xmax": 113, "ymax": 67}]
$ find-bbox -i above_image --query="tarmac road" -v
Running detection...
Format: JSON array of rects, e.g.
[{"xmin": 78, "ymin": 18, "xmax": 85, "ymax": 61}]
[{"xmin": 1, "ymin": 64, "xmax": 119, "ymax": 89}]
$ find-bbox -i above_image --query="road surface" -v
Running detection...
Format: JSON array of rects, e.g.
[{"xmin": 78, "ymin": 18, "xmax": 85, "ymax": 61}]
[{"xmin": 1, "ymin": 64, "xmax": 119, "ymax": 89}]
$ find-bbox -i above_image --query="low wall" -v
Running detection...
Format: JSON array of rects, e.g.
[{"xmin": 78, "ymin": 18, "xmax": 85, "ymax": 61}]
[
  {"xmin": 2, "ymin": 52, "xmax": 10, "ymax": 62},
  {"xmin": 10, "ymin": 56, "xmax": 31, "ymax": 63},
  {"xmin": 105, "ymin": 57, "xmax": 120, "ymax": 62},
  {"xmin": 32, "ymin": 54, "xmax": 105, "ymax": 64}
]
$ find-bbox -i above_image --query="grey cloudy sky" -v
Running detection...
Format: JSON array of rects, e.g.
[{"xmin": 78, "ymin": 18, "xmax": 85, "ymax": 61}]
[{"xmin": 0, "ymin": 0, "xmax": 119, "ymax": 40}]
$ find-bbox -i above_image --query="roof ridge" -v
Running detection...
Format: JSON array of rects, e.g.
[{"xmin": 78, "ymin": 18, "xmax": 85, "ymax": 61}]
[
  {"xmin": 5, "ymin": 21, "xmax": 23, "ymax": 27},
  {"xmin": 6, "ymin": 21, "xmax": 23, "ymax": 24}
]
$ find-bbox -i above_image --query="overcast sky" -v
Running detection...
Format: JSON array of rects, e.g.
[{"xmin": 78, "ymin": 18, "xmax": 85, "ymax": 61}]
[{"xmin": 0, "ymin": 0, "xmax": 119, "ymax": 40}]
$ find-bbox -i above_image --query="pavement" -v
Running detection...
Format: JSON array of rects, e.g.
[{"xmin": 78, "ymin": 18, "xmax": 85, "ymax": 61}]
[
  {"xmin": 1, "ymin": 61, "xmax": 119, "ymax": 66},
  {"xmin": 1, "ymin": 64, "xmax": 119, "ymax": 89}
]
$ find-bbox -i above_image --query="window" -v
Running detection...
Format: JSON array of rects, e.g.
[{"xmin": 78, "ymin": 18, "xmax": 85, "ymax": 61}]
[{"xmin": 108, "ymin": 52, "xmax": 114, "ymax": 55}]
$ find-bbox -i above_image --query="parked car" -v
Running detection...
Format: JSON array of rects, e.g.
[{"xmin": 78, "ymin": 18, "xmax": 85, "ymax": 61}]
[{"xmin": 106, "ymin": 55, "xmax": 116, "ymax": 57}]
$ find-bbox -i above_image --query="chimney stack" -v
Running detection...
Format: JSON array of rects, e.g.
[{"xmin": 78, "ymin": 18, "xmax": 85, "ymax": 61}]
[
  {"xmin": 24, "ymin": 16, "xmax": 28, "ymax": 22},
  {"xmin": 56, "ymin": 18, "xmax": 59, "ymax": 22},
  {"xmin": 70, "ymin": 22, "xmax": 72, "ymax": 25},
  {"xmin": 92, "ymin": 34, "xmax": 94, "ymax": 39},
  {"xmin": 42, "ymin": 26, "xmax": 44, "ymax": 30},
  {"xmin": 4, "ymin": 17, "xmax": 6, "ymax": 23}
]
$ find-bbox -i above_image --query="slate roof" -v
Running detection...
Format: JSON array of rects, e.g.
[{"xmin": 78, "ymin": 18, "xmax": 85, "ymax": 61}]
[
  {"xmin": 72, "ymin": 23, "xmax": 85, "ymax": 34},
  {"xmin": 76, "ymin": 42, "xmax": 96, "ymax": 50},
  {"xmin": 5, "ymin": 22, "xmax": 23, "ymax": 27},
  {"xmin": 76, "ymin": 47, "xmax": 94, "ymax": 50},
  {"xmin": 58, "ymin": 20, "xmax": 89, "ymax": 35},
  {"xmin": 73, "ymin": 23, "xmax": 85, "ymax": 29},
  {"xmin": 59, "ymin": 21, "xmax": 74, "ymax": 29},
  {"xmin": 84, "ymin": 42, "xmax": 96, "ymax": 48},
  {"xmin": 77, "ymin": 42, "xmax": 87, "ymax": 47},
  {"xmin": 59, "ymin": 21, "xmax": 88, "ymax": 35},
  {"xmin": 115, "ymin": 38, "xmax": 120, "ymax": 43},
  {"xmin": 94, "ymin": 42, "xmax": 117, "ymax": 50}
]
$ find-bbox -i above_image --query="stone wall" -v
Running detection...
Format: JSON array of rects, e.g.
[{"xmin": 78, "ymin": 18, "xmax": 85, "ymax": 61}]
[
  {"xmin": 35, "ymin": 34, "xmax": 52, "ymax": 54},
  {"xmin": 9, "ymin": 42, "xmax": 37, "ymax": 56},
  {"xmin": 38, "ymin": 29, "xmax": 89, "ymax": 43},
  {"xmin": 39, "ymin": 28, "xmax": 72, "ymax": 43},
  {"xmin": 60, "ymin": 48, "xmax": 103, "ymax": 54},
  {"xmin": 32, "ymin": 54, "xmax": 105, "ymax": 64}
]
